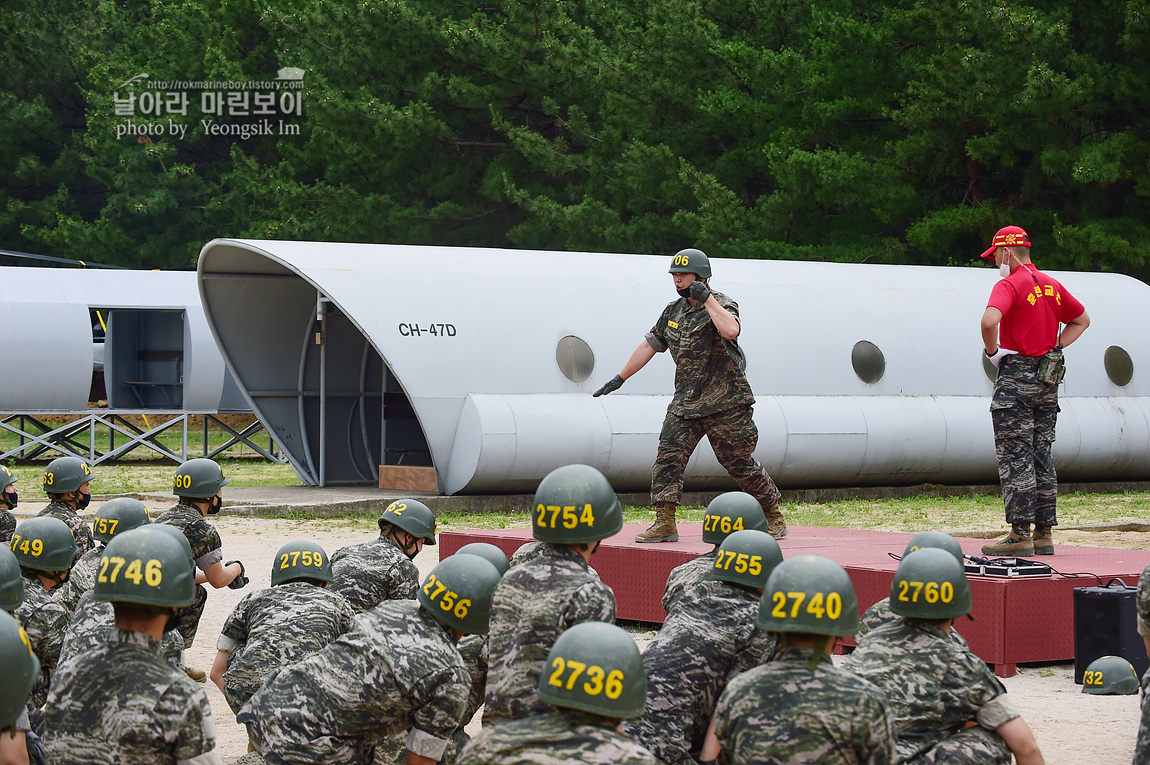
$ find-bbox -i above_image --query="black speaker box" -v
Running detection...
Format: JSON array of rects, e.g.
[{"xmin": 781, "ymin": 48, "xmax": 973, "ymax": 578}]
[{"xmin": 1073, "ymin": 580, "xmax": 1148, "ymax": 684}]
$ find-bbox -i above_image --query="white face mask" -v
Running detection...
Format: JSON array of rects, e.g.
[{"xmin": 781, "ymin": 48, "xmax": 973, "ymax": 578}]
[{"xmin": 998, "ymin": 250, "xmax": 1012, "ymax": 279}]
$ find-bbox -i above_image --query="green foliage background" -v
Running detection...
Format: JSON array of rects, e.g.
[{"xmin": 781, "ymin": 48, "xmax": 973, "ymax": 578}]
[{"xmin": 3, "ymin": 0, "xmax": 1150, "ymax": 277}]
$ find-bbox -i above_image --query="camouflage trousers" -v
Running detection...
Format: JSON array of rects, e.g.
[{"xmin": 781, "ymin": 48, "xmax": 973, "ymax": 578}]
[
  {"xmin": 652, "ymin": 405, "xmax": 780, "ymax": 510},
  {"xmin": 1136, "ymin": 669, "xmax": 1150, "ymax": 765},
  {"xmin": 990, "ymin": 355, "xmax": 1059, "ymax": 526},
  {"xmin": 908, "ymin": 726, "xmax": 1011, "ymax": 765},
  {"xmin": 173, "ymin": 583, "xmax": 209, "ymax": 649}
]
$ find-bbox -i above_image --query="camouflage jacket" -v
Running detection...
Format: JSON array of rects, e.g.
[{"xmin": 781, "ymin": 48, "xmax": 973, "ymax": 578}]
[
  {"xmin": 661, "ymin": 550, "xmax": 718, "ymax": 612},
  {"xmin": 0, "ymin": 507, "xmax": 14, "ymax": 542},
  {"xmin": 625, "ymin": 578, "xmax": 776, "ymax": 764},
  {"xmin": 241, "ymin": 600, "xmax": 470, "ymax": 765},
  {"xmin": 42, "ymin": 627, "xmax": 222, "ymax": 764},
  {"xmin": 1137, "ymin": 561, "xmax": 1150, "ymax": 639},
  {"xmin": 458, "ymin": 710, "xmax": 657, "ymax": 765},
  {"xmin": 38, "ymin": 499, "xmax": 95, "ymax": 558},
  {"xmin": 1136, "ymin": 670, "xmax": 1150, "ymax": 765},
  {"xmin": 857, "ymin": 597, "xmax": 970, "ymax": 651},
  {"xmin": 714, "ymin": 645, "xmax": 895, "ymax": 765},
  {"xmin": 152, "ymin": 503, "xmax": 224, "ymax": 572},
  {"xmin": 14, "ymin": 573, "xmax": 69, "ymax": 712},
  {"xmin": 483, "ymin": 544, "xmax": 616, "ymax": 725},
  {"xmin": 329, "ymin": 535, "xmax": 420, "ymax": 613},
  {"xmin": 60, "ymin": 589, "xmax": 185, "ymax": 669},
  {"xmin": 54, "ymin": 544, "xmax": 103, "ymax": 614},
  {"xmin": 843, "ymin": 616, "xmax": 1018, "ymax": 762},
  {"xmin": 646, "ymin": 291, "xmax": 755, "ymax": 419},
  {"xmin": 509, "ymin": 542, "xmax": 600, "ymax": 581},
  {"xmin": 218, "ymin": 581, "xmax": 356, "ymax": 713}
]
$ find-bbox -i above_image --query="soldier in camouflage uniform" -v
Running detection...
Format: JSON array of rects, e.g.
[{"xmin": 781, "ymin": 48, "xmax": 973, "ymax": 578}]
[
  {"xmin": 239, "ymin": 554, "xmax": 502, "ymax": 765},
  {"xmin": 1, "ymin": 547, "xmax": 37, "ymax": 763},
  {"xmin": 857, "ymin": 531, "xmax": 968, "ymax": 647},
  {"xmin": 36, "ymin": 456, "xmax": 95, "ymax": 558},
  {"xmin": 593, "ymin": 248, "xmax": 785, "ymax": 542},
  {"xmin": 55, "ymin": 496, "xmax": 151, "ymax": 614},
  {"xmin": 153, "ymin": 458, "xmax": 247, "ymax": 679},
  {"xmin": 1134, "ymin": 561, "xmax": 1150, "ymax": 765},
  {"xmin": 10, "ymin": 516, "xmax": 76, "ymax": 733},
  {"xmin": 42, "ymin": 526, "xmax": 223, "ymax": 764},
  {"xmin": 979, "ymin": 226, "xmax": 1090, "ymax": 556},
  {"xmin": 330, "ymin": 498, "xmax": 437, "ymax": 613},
  {"xmin": 626, "ymin": 530, "xmax": 782, "ymax": 765},
  {"xmin": 211, "ymin": 540, "xmax": 355, "ymax": 715},
  {"xmin": 707, "ymin": 555, "xmax": 895, "ymax": 765},
  {"xmin": 459, "ymin": 622, "xmax": 656, "ymax": 765},
  {"xmin": 845, "ymin": 549, "xmax": 1043, "ymax": 764},
  {"xmin": 483, "ymin": 464, "xmax": 621, "ymax": 726},
  {"xmin": 661, "ymin": 492, "xmax": 769, "ymax": 612},
  {"xmin": 0, "ymin": 464, "xmax": 18, "ymax": 543}
]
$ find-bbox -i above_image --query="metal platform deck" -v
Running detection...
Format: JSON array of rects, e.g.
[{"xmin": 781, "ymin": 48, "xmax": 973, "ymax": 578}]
[{"xmin": 440, "ymin": 524, "xmax": 1150, "ymax": 677}]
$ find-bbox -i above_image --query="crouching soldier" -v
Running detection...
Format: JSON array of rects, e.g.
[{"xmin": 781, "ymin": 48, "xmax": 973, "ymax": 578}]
[{"xmin": 240, "ymin": 553, "xmax": 503, "ymax": 765}]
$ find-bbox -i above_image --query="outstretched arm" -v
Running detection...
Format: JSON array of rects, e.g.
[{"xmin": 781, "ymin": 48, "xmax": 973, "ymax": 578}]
[{"xmin": 593, "ymin": 341, "xmax": 657, "ymax": 396}]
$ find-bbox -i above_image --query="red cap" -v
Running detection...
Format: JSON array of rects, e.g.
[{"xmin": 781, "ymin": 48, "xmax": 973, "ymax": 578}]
[{"xmin": 980, "ymin": 225, "xmax": 1031, "ymax": 259}]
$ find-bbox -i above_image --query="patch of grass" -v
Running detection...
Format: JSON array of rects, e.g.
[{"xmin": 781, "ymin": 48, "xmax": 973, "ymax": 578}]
[{"xmin": 1, "ymin": 459, "xmax": 299, "ymax": 494}]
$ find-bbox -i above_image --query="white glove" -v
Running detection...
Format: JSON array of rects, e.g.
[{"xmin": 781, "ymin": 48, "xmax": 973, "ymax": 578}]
[{"xmin": 985, "ymin": 347, "xmax": 1019, "ymax": 369}]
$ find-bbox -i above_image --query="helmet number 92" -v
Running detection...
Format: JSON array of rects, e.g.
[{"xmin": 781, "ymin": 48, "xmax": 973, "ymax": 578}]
[
  {"xmin": 771, "ymin": 590, "xmax": 843, "ymax": 620},
  {"xmin": 279, "ymin": 550, "xmax": 324, "ymax": 569},
  {"xmin": 704, "ymin": 515, "xmax": 744, "ymax": 534},
  {"xmin": 10, "ymin": 534, "xmax": 43, "ymax": 557},
  {"xmin": 98, "ymin": 556, "xmax": 163, "ymax": 586},
  {"xmin": 548, "ymin": 656, "xmax": 624, "ymax": 699},
  {"xmin": 535, "ymin": 504, "xmax": 595, "ymax": 529},
  {"xmin": 421, "ymin": 573, "xmax": 471, "ymax": 619},
  {"xmin": 714, "ymin": 551, "xmax": 762, "ymax": 576},
  {"xmin": 896, "ymin": 580, "xmax": 954, "ymax": 604}
]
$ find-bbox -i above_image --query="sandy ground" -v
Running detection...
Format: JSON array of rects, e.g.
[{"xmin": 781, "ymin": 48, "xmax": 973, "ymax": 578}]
[{"xmin": 18, "ymin": 505, "xmax": 1147, "ymax": 764}]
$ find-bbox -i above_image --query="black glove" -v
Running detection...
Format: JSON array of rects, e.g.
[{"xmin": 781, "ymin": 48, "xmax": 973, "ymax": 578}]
[
  {"xmin": 592, "ymin": 375, "xmax": 625, "ymax": 397},
  {"xmin": 226, "ymin": 560, "xmax": 249, "ymax": 589},
  {"xmin": 688, "ymin": 280, "xmax": 711, "ymax": 303}
]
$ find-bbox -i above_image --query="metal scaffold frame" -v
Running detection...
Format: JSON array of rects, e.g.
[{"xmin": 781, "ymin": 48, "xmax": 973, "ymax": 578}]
[{"xmin": 0, "ymin": 411, "xmax": 287, "ymax": 465}]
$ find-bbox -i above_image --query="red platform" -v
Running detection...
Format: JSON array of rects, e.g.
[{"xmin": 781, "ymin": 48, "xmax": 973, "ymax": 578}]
[{"xmin": 440, "ymin": 525, "xmax": 1150, "ymax": 678}]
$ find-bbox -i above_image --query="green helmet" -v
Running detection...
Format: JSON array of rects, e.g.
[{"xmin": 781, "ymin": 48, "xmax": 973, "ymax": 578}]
[
  {"xmin": 417, "ymin": 553, "xmax": 502, "ymax": 634},
  {"xmin": 92, "ymin": 497, "xmax": 151, "ymax": 544},
  {"xmin": 151, "ymin": 524, "xmax": 196, "ymax": 567},
  {"xmin": 668, "ymin": 248, "xmax": 712, "ymax": 279},
  {"xmin": 10, "ymin": 516, "xmax": 79, "ymax": 572},
  {"xmin": 1082, "ymin": 655, "xmax": 1140, "ymax": 695},
  {"xmin": 537, "ymin": 622, "xmax": 646, "ymax": 719},
  {"xmin": 0, "ymin": 545, "xmax": 24, "ymax": 611},
  {"xmin": 889, "ymin": 547, "xmax": 972, "ymax": 620},
  {"xmin": 709, "ymin": 529, "xmax": 783, "ymax": 589},
  {"xmin": 531, "ymin": 464, "xmax": 622, "ymax": 544},
  {"xmin": 43, "ymin": 456, "xmax": 93, "ymax": 494},
  {"xmin": 94, "ymin": 526, "xmax": 196, "ymax": 608},
  {"xmin": 455, "ymin": 543, "xmax": 510, "ymax": 576},
  {"xmin": 379, "ymin": 499, "xmax": 438, "ymax": 545},
  {"xmin": 0, "ymin": 610, "xmax": 40, "ymax": 728},
  {"xmin": 703, "ymin": 492, "xmax": 769, "ymax": 545},
  {"xmin": 271, "ymin": 540, "xmax": 333, "ymax": 586},
  {"xmin": 902, "ymin": 531, "xmax": 964, "ymax": 564},
  {"xmin": 758, "ymin": 555, "xmax": 859, "ymax": 636},
  {"xmin": 173, "ymin": 458, "xmax": 228, "ymax": 499},
  {"xmin": 0, "ymin": 464, "xmax": 16, "ymax": 491}
]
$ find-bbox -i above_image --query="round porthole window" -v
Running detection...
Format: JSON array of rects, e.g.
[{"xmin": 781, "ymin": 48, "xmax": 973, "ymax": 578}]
[
  {"xmin": 557, "ymin": 335, "xmax": 595, "ymax": 383},
  {"xmin": 1104, "ymin": 345, "xmax": 1133, "ymax": 386},
  {"xmin": 851, "ymin": 340, "xmax": 885, "ymax": 384}
]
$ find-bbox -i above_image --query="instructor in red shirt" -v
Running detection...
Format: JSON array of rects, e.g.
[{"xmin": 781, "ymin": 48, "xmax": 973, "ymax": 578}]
[{"xmin": 979, "ymin": 226, "xmax": 1090, "ymax": 556}]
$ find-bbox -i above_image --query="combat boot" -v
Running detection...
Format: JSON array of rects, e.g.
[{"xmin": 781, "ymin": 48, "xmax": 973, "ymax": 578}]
[
  {"xmin": 764, "ymin": 504, "xmax": 788, "ymax": 540},
  {"xmin": 1031, "ymin": 525, "xmax": 1054, "ymax": 555},
  {"xmin": 185, "ymin": 666, "xmax": 207, "ymax": 683},
  {"xmin": 981, "ymin": 524, "xmax": 1035, "ymax": 556},
  {"xmin": 635, "ymin": 502, "xmax": 679, "ymax": 543}
]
